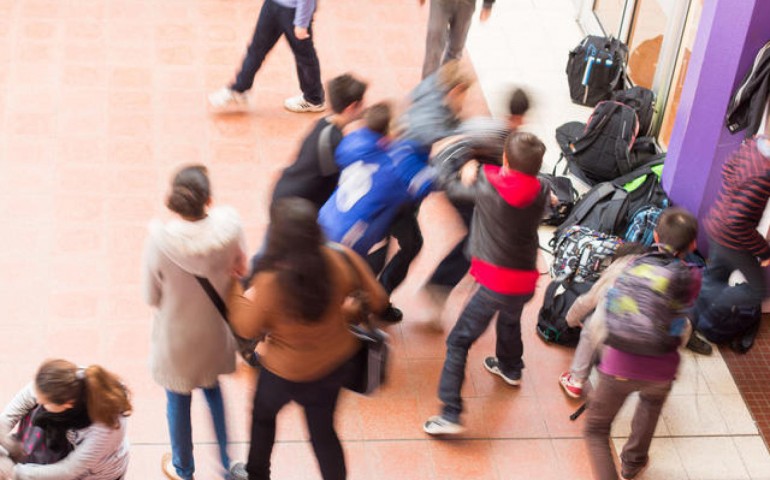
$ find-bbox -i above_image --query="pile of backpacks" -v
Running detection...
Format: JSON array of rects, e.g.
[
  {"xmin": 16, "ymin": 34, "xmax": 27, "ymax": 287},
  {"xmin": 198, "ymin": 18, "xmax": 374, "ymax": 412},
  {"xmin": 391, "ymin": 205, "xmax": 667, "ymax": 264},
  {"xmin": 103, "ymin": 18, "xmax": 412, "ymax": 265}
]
[
  {"xmin": 535, "ymin": 35, "xmax": 763, "ymax": 353},
  {"xmin": 535, "ymin": 34, "xmax": 671, "ymax": 347}
]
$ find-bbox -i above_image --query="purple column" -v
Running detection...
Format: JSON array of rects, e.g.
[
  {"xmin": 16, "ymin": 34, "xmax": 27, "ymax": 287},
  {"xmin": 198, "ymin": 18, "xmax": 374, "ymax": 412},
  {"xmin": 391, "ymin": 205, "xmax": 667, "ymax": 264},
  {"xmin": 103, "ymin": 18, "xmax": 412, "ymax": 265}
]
[{"xmin": 663, "ymin": 0, "xmax": 770, "ymax": 231}]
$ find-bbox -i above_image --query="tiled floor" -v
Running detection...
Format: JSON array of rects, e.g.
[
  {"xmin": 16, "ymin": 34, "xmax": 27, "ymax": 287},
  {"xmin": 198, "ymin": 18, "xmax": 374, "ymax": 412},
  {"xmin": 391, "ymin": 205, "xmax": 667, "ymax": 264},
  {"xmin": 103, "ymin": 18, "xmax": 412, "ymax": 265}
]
[{"xmin": 1, "ymin": 0, "xmax": 769, "ymax": 479}]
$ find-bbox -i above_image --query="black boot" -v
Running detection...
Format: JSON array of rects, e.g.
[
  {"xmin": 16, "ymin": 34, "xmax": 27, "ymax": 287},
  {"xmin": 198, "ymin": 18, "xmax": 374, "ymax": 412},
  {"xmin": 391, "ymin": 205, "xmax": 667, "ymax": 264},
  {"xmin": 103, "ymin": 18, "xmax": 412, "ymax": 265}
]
[{"xmin": 686, "ymin": 331, "xmax": 713, "ymax": 355}]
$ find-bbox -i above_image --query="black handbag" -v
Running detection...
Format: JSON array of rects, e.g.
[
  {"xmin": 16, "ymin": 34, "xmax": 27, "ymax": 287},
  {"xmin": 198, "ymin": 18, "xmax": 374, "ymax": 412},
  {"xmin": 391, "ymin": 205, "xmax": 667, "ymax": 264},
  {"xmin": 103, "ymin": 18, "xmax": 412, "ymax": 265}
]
[
  {"xmin": 14, "ymin": 406, "xmax": 74, "ymax": 465},
  {"xmin": 328, "ymin": 243, "xmax": 390, "ymax": 395}
]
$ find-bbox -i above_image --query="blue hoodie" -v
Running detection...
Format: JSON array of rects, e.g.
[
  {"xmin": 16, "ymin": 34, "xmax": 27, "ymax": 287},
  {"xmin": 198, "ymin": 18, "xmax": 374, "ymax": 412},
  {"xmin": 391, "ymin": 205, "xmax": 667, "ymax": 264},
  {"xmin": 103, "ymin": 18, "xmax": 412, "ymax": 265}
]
[{"xmin": 318, "ymin": 128, "xmax": 436, "ymax": 255}]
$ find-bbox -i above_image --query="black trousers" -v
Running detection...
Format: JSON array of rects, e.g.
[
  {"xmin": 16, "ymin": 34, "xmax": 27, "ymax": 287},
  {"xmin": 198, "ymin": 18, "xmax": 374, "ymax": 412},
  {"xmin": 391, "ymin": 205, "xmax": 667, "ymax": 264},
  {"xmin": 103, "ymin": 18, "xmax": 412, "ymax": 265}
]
[
  {"xmin": 707, "ymin": 238, "xmax": 766, "ymax": 305},
  {"xmin": 366, "ymin": 205, "xmax": 424, "ymax": 295},
  {"xmin": 232, "ymin": 0, "xmax": 324, "ymax": 104},
  {"xmin": 246, "ymin": 364, "xmax": 349, "ymax": 480},
  {"xmin": 428, "ymin": 199, "xmax": 475, "ymax": 287}
]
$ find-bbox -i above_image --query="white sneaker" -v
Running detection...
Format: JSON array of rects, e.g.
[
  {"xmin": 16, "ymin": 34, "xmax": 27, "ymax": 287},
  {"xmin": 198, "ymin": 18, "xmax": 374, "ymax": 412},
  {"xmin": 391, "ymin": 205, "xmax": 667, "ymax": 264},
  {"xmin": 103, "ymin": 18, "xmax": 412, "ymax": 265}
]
[
  {"xmin": 208, "ymin": 87, "xmax": 248, "ymax": 111},
  {"xmin": 284, "ymin": 94, "xmax": 325, "ymax": 113},
  {"xmin": 423, "ymin": 415, "xmax": 464, "ymax": 436}
]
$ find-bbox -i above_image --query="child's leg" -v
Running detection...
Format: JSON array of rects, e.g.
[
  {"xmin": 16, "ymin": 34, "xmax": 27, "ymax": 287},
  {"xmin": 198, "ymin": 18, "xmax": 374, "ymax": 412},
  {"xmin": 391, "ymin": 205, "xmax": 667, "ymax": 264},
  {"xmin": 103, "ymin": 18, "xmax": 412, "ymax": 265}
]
[
  {"xmin": 569, "ymin": 317, "xmax": 596, "ymax": 382},
  {"xmin": 494, "ymin": 292, "xmax": 534, "ymax": 375},
  {"xmin": 437, "ymin": 284, "xmax": 498, "ymax": 422}
]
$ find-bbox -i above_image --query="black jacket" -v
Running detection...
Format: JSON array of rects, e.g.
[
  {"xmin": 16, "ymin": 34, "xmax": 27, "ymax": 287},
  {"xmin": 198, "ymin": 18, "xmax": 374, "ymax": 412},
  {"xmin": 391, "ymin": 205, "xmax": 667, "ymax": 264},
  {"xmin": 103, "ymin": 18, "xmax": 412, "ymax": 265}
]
[{"xmin": 726, "ymin": 40, "xmax": 770, "ymax": 138}]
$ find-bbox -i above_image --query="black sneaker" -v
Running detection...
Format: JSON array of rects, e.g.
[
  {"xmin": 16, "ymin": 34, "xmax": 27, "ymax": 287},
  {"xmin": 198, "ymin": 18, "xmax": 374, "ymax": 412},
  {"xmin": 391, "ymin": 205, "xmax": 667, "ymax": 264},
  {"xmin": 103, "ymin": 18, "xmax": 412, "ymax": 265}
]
[
  {"xmin": 483, "ymin": 357, "xmax": 521, "ymax": 386},
  {"xmin": 686, "ymin": 331, "xmax": 713, "ymax": 356},
  {"xmin": 379, "ymin": 304, "xmax": 403, "ymax": 323}
]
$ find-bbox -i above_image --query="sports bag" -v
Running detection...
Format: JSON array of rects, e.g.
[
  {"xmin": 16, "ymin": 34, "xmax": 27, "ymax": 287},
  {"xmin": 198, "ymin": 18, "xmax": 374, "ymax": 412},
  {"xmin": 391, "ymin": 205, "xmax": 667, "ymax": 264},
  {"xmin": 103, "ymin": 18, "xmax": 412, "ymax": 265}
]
[
  {"xmin": 604, "ymin": 250, "xmax": 696, "ymax": 356},
  {"xmin": 538, "ymin": 173, "xmax": 579, "ymax": 226},
  {"xmin": 624, "ymin": 205, "xmax": 662, "ymax": 246},
  {"xmin": 14, "ymin": 406, "xmax": 74, "ymax": 464},
  {"xmin": 536, "ymin": 280, "xmax": 594, "ymax": 347},
  {"xmin": 567, "ymin": 101, "xmax": 640, "ymax": 185},
  {"xmin": 554, "ymin": 182, "xmax": 629, "ymax": 237},
  {"xmin": 616, "ymin": 157, "xmax": 669, "ymax": 218},
  {"xmin": 549, "ymin": 226, "xmax": 623, "ymax": 283},
  {"xmin": 695, "ymin": 276, "xmax": 761, "ymax": 346},
  {"xmin": 567, "ymin": 36, "xmax": 629, "ymax": 107},
  {"xmin": 612, "ymin": 86, "xmax": 656, "ymax": 136}
]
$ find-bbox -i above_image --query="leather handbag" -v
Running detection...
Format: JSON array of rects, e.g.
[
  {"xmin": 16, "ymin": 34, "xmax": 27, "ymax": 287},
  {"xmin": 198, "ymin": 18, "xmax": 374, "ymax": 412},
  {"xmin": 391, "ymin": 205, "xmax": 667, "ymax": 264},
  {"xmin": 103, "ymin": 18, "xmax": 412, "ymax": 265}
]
[{"xmin": 328, "ymin": 243, "xmax": 389, "ymax": 395}]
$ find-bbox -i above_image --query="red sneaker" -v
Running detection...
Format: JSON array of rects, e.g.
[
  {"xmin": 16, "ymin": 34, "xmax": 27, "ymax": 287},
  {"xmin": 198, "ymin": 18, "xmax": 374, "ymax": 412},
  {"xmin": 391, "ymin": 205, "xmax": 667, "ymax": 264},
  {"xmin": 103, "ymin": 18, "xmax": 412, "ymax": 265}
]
[{"xmin": 559, "ymin": 371, "xmax": 584, "ymax": 399}]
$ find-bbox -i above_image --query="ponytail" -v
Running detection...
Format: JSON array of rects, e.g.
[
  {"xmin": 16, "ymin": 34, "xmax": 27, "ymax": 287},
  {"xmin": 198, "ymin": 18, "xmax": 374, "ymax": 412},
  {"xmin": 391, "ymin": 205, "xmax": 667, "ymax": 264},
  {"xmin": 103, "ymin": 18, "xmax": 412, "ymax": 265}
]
[{"xmin": 82, "ymin": 366, "xmax": 132, "ymax": 429}]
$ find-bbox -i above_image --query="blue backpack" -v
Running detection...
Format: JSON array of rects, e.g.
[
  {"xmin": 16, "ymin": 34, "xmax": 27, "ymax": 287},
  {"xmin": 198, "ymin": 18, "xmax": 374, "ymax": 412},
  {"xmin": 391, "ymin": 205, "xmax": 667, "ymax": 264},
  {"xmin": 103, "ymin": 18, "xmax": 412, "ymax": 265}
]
[{"xmin": 624, "ymin": 206, "xmax": 662, "ymax": 246}]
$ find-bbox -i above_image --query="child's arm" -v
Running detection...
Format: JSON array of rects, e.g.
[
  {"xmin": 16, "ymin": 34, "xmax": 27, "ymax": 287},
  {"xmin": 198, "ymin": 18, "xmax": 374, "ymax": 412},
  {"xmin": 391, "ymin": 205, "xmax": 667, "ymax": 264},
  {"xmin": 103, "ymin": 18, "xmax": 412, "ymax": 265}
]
[{"xmin": 445, "ymin": 160, "xmax": 481, "ymax": 203}]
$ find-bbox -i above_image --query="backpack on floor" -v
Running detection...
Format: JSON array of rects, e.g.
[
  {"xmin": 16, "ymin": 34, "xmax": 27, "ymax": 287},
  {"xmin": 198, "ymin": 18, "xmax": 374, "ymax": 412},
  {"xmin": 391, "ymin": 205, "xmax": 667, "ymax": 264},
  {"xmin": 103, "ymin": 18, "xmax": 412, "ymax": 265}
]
[
  {"xmin": 567, "ymin": 36, "xmax": 629, "ymax": 107},
  {"xmin": 694, "ymin": 277, "xmax": 761, "ymax": 346},
  {"xmin": 557, "ymin": 101, "xmax": 641, "ymax": 185},
  {"xmin": 617, "ymin": 157, "xmax": 669, "ymax": 219},
  {"xmin": 536, "ymin": 280, "xmax": 595, "ymax": 347},
  {"xmin": 538, "ymin": 173, "xmax": 579, "ymax": 227},
  {"xmin": 612, "ymin": 86, "xmax": 656, "ymax": 136},
  {"xmin": 624, "ymin": 205, "xmax": 663, "ymax": 246},
  {"xmin": 604, "ymin": 250, "xmax": 696, "ymax": 356},
  {"xmin": 554, "ymin": 182, "xmax": 629, "ymax": 237},
  {"xmin": 549, "ymin": 226, "xmax": 623, "ymax": 283}
]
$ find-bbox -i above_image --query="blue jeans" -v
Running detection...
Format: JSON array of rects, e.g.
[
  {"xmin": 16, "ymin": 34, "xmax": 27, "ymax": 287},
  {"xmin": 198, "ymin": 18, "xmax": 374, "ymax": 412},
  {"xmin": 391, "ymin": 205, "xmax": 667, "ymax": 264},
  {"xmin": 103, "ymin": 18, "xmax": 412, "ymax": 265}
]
[
  {"xmin": 166, "ymin": 384, "xmax": 230, "ymax": 479},
  {"xmin": 232, "ymin": 0, "xmax": 324, "ymax": 104},
  {"xmin": 438, "ymin": 283, "xmax": 532, "ymax": 422}
]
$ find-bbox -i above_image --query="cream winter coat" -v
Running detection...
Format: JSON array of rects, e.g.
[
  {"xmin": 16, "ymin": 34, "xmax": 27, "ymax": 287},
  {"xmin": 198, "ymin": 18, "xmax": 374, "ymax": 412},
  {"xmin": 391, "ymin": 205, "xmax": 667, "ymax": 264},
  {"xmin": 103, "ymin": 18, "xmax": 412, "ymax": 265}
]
[{"xmin": 142, "ymin": 206, "xmax": 247, "ymax": 393}]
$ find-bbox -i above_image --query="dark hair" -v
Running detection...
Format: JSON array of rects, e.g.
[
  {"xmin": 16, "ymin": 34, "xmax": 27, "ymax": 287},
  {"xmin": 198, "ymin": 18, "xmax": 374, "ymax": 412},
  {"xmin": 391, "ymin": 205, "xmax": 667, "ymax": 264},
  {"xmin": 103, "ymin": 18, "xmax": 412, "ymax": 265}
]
[
  {"xmin": 255, "ymin": 198, "xmax": 332, "ymax": 322},
  {"xmin": 166, "ymin": 165, "xmax": 210, "ymax": 219},
  {"xmin": 364, "ymin": 102, "xmax": 392, "ymax": 136},
  {"xmin": 655, "ymin": 207, "xmax": 698, "ymax": 254},
  {"xmin": 508, "ymin": 88, "xmax": 531, "ymax": 116},
  {"xmin": 327, "ymin": 74, "xmax": 367, "ymax": 114},
  {"xmin": 503, "ymin": 131, "xmax": 545, "ymax": 175},
  {"xmin": 36, "ymin": 359, "xmax": 132, "ymax": 429}
]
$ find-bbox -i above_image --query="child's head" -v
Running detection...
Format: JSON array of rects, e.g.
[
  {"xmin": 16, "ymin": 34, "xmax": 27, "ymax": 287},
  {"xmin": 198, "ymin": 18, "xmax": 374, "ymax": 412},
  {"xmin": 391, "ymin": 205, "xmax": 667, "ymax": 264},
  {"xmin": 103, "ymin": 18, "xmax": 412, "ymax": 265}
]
[
  {"xmin": 437, "ymin": 61, "xmax": 473, "ymax": 115},
  {"xmin": 327, "ymin": 73, "xmax": 368, "ymax": 115},
  {"xmin": 507, "ymin": 88, "xmax": 531, "ymax": 131},
  {"xmin": 654, "ymin": 207, "xmax": 698, "ymax": 255},
  {"xmin": 35, "ymin": 359, "xmax": 132, "ymax": 428},
  {"xmin": 503, "ymin": 131, "xmax": 545, "ymax": 176},
  {"xmin": 364, "ymin": 102, "xmax": 392, "ymax": 136},
  {"xmin": 166, "ymin": 164, "xmax": 210, "ymax": 220}
]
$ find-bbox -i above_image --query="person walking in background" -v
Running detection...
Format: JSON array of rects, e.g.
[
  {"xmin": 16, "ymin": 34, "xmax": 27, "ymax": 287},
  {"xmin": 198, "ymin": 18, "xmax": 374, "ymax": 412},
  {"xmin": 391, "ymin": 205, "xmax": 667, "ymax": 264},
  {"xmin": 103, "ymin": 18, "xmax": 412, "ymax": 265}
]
[
  {"xmin": 420, "ymin": 0, "xmax": 495, "ymax": 79},
  {"xmin": 0, "ymin": 359, "xmax": 131, "ymax": 480},
  {"xmin": 209, "ymin": 0, "xmax": 325, "ymax": 113},
  {"xmin": 423, "ymin": 132, "xmax": 547, "ymax": 435},
  {"xmin": 227, "ymin": 198, "xmax": 388, "ymax": 480},
  {"xmin": 142, "ymin": 165, "xmax": 248, "ymax": 480},
  {"xmin": 584, "ymin": 208, "xmax": 701, "ymax": 480}
]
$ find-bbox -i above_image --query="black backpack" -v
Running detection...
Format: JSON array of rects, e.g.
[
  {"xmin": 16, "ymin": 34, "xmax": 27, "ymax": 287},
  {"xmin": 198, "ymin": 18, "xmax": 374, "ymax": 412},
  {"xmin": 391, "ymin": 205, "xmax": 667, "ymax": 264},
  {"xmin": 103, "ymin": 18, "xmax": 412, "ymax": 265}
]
[
  {"xmin": 695, "ymin": 274, "xmax": 761, "ymax": 348},
  {"xmin": 553, "ymin": 157, "xmax": 668, "ymax": 240},
  {"xmin": 538, "ymin": 173, "xmax": 579, "ymax": 226},
  {"xmin": 556, "ymin": 101, "xmax": 641, "ymax": 185},
  {"xmin": 612, "ymin": 86, "xmax": 656, "ymax": 136},
  {"xmin": 537, "ymin": 280, "xmax": 595, "ymax": 347},
  {"xmin": 567, "ymin": 36, "xmax": 629, "ymax": 107}
]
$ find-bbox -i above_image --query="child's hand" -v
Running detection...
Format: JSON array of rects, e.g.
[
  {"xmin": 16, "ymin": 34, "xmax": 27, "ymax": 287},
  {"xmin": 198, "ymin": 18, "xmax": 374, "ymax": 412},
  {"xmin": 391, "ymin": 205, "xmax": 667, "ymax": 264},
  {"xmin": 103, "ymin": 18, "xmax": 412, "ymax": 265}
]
[{"xmin": 460, "ymin": 160, "xmax": 480, "ymax": 186}]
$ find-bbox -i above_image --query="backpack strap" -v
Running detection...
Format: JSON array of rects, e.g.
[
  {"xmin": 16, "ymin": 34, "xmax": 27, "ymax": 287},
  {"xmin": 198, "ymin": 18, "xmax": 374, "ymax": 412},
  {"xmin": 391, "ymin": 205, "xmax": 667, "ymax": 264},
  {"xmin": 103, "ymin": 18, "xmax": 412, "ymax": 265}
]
[
  {"xmin": 571, "ymin": 102, "xmax": 621, "ymax": 155},
  {"xmin": 317, "ymin": 122, "xmax": 338, "ymax": 176},
  {"xmin": 195, "ymin": 276, "xmax": 228, "ymax": 323}
]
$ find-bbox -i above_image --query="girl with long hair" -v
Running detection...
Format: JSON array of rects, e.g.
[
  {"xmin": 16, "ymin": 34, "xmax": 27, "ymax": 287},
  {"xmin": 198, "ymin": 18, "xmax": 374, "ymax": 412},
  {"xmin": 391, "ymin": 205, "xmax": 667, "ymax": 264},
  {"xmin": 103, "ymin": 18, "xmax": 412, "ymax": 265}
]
[
  {"xmin": 0, "ymin": 359, "xmax": 131, "ymax": 479},
  {"xmin": 226, "ymin": 197, "xmax": 388, "ymax": 480}
]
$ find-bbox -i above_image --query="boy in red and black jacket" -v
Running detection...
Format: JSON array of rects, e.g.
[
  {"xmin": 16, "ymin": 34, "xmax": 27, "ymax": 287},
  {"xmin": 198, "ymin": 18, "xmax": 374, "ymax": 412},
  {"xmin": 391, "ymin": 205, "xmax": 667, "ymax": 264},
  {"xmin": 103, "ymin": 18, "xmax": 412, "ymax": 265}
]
[{"xmin": 424, "ymin": 132, "xmax": 547, "ymax": 435}]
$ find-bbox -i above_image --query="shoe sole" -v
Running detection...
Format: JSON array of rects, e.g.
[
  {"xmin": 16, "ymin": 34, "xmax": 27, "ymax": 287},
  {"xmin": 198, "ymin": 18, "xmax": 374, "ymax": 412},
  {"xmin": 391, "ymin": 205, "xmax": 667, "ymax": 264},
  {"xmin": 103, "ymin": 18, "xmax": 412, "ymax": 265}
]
[
  {"xmin": 284, "ymin": 105, "xmax": 325, "ymax": 113},
  {"xmin": 483, "ymin": 361, "xmax": 521, "ymax": 386},
  {"xmin": 423, "ymin": 422, "xmax": 464, "ymax": 436},
  {"xmin": 559, "ymin": 380, "xmax": 582, "ymax": 399}
]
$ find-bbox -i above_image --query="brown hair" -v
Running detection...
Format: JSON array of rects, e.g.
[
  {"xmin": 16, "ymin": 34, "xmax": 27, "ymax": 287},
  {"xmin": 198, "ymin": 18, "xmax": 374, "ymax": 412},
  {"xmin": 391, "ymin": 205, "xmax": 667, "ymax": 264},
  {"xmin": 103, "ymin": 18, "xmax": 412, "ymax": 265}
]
[
  {"xmin": 327, "ymin": 73, "xmax": 368, "ymax": 114},
  {"xmin": 437, "ymin": 60, "xmax": 473, "ymax": 93},
  {"xmin": 166, "ymin": 164, "xmax": 210, "ymax": 219},
  {"xmin": 364, "ymin": 102, "xmax": 392, "ymax": 136},
  {"xmin": 508, "ymin": 88, "xmax": 531, "ymax": 116},
  {"xmin": 503, "ymin": 131, "xmax": 545, "ymax": 175},
  {"xmin": 35, "ymin": 359, "xmax": 132, "ymax": 429},
  {"xmin": 655, "ymin": 207, "xmax": 698, "ymax": 254}
]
